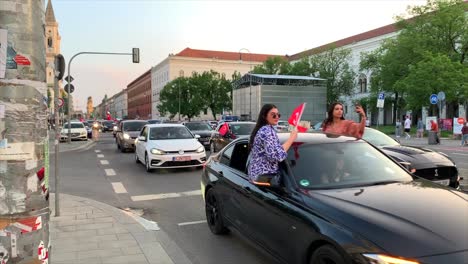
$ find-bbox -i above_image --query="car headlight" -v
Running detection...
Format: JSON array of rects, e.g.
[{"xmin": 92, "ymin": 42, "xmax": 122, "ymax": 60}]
[
  {"xmin": 363, "ymin": 254, "xmax": 419, "ymax": 264},
  {"xmin": 196, "ymin": 146, "xmax": 205, "ymax": 153},
  {"xmin": 123, "ymin": 133, "xmax": 130, "ymax": 139},
  {"xmin": 113, "ymin": 126, "xmax": 118, "ymax": 131},
  {"xmin": 150, "ymin": 148, "xmax": 165, "ymax": 155}
]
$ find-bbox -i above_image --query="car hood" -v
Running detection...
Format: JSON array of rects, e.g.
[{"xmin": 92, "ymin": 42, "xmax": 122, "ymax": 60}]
[
  {"xmin": 190, "ymin": 130, "xmax": 212, "ymax": 137},
  {"xmin": 62, "ymin": 128, "xmax": 85, "ymax": 133},
  {"xmin": 303, "ymin": 181, "xmax": 468, "ymax": 257},
  {"xmin": 381, "ymin": 145, "xmax": 454, "ymax": 166},
  {"xmin": 123, "ymin": 131, "xmax": 140, "ymax": 138},
  {"xmin": 147, "ymin": 139, "xmax": 202, "ymax": 151}
]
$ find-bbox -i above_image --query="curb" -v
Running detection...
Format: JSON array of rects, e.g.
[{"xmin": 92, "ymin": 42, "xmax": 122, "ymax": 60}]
[{"xmin": 50, "ymin": 193, "xmax": 192, "ymax": 264}]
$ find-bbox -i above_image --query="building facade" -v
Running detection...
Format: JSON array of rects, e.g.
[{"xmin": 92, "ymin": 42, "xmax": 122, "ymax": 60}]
[
  {"xmin": 151, "ymin": 48, "xmax": 282, "ymax": 120},
  {"xmin": 113, "ymin": 89, "xmax": 128, "ymax": 119},
  {"xmin": 128, "ymin": 69, "xmax": 151, "ymax": 119}
]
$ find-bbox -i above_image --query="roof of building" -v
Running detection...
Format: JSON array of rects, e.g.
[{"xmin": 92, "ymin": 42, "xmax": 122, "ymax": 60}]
[
  {"xmin": 45, "ymin": 0, "xmax": 56, "ymax": 23},
  {"xmin": 233, "ymin": 73, "xmax": 326, "ymax": 89},
  {"xmin": 175, "ymin": 47, "xmax": 284, "ymax": 62},
  {"xmin": 127, "ymin": 69, "xmax": 151, "ymax": 88}
]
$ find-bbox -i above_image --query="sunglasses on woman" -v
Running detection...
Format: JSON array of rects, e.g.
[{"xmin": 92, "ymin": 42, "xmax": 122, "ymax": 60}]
[{"xmin": 270, "ymin": 113, "xmax": 281, "ymax": 119}]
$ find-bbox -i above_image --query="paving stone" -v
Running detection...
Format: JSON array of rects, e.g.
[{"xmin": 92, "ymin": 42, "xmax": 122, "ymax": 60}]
[
  {"xmin": 79, "ymin": 248, "xmax": 123, "ymax": 259},
  {"xmin": 92, "ymin": 216, "xmax": 115, "ymax": 223},
  {"xmin": 55, "ymin": 229, "xmax": 97, "ymax": 239},
  {"xmin": 98, "ymin": 239, "xmax": 139, "ymax": 249},
  {"xmin": 116, "ymin": 233, "xmax": 134, "ymax": 241},
  {"xmin": 120, "ymin": 246, "xmax": 143, "ymax": 255},
  {"xmin": 97, "ymin": 227, "xmax": 129, "ymax": 235},
  {"xmin": 76, "ymin": 222, "xmax": 114, "ymax": 231},
  {"xmin": 101, "ymin": 254, "xmax": 147, "ymax": 264}
]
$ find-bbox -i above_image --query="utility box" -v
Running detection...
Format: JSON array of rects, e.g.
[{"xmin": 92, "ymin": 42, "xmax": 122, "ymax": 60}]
[{"xmin": 232, "ymin": 74, "xmax": 327, "ymax": 123}]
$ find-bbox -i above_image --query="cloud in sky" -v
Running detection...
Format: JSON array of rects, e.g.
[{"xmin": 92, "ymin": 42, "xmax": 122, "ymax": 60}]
[{"xmin": 52, "ymin": 0, "xmax": 426, "ymax": 111}]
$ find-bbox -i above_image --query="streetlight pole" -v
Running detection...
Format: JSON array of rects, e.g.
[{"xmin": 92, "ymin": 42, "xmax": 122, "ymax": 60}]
[{"xmin": 239, "ymin": 48, "xmax": 252, "ymax": 120}]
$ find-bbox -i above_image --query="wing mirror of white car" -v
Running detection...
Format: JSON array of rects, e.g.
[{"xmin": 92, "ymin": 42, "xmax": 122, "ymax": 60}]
[
  {"xmin": 194, "ymin": 134, "xmax": 201, "ymax": 139},
  {"xmin": 138, "ymin": 136, "xmax": 146, "ymax": 141}
]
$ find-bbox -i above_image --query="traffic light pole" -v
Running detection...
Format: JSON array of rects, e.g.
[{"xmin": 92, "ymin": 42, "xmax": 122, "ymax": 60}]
[{"xmin": 66, "ymin": 51, "xmax": 139, "ymax": 143}]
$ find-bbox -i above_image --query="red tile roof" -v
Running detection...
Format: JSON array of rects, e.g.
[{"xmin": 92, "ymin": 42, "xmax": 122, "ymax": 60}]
[
  {"xmin": 175, "ymin": 47, "xmax": 284, "ymax": 62},
  {"xmin": 289, "ymin": 23, "xmax": 399, "ymax": 61}
]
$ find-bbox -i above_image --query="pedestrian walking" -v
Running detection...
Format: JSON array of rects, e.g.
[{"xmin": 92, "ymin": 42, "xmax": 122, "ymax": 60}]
[
  {"xmin": 416, "ymin": 118, "xmax": 424, "ymax": 138},
  {"xmin": 404, "ymin": 116, "xmax": 412, "ymax": 139},
  {"xmin": 248, "ymin": 104, "xmax": 298, "ymax": 186},
  {"xmin": 430, "ymin": 120, "xmax": 440, "ymax": 144},
  {"xmin": 321, "ymin": 102, "xmax": 366, "ymax": 138},
  {"xmin": 461, "ymin": 122, "xmax": 468, "ymax": 146},
  {"xmin": 395, "ymin": 119, "xmax": 401, "ymax": 138}
]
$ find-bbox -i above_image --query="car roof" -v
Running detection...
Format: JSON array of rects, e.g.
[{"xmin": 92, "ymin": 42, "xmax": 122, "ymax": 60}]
[
  {"xmin": 226, "ymin": 121, "xmax": 256, "ymax": 125},
  {"xmin": 235, "ymin": 132, "xmax": 362, "ymax": 145},
  {"xmin": 121, "ymin": 120, "xmax": 147, "ymax": 123},
  {"xmin": 146, "ymin": 124, "xmax": 185, "ymax": 128}
]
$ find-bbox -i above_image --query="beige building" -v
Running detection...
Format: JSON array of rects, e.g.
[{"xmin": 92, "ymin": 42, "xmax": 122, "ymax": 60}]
[{"xmin": 151, "ymin": 48, "xmax": 281, "ymax": 120}]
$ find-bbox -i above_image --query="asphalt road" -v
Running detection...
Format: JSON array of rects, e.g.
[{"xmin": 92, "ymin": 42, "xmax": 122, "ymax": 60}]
[{"xmin": 49, "ymin": 133, "xmax": 468, "ymax": 264}]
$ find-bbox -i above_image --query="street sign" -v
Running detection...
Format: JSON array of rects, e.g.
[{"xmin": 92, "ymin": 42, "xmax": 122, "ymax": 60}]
[
  {"xmin": 430, "ymin": 94, "xmax": 438, "ymax": 104},
  {"xmin": 57, "ymin": 98, "xmax": 64, "ymax": 108},
  {"xmin": 437, "ymin": 91, "xmax": 445, "ymax": 101},
  {"xmin": 64, "ymin": 84, "xmax": 74, "ymax": 94},
  {"xmin": 376, "ymin": 92, "xmax": 385, "ymax": 108},
  {"xmin": 64, "ymin": 75, "xmax": 74, "ymax": 83}
]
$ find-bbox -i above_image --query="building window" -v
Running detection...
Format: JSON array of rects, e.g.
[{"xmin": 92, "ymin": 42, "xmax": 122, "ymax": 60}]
[
  {"xmin": 179, "ymin": 70, "xmax": 184, "ymax": 77},
  {"xmin": 359, "ymin": 74, "xmax": 367, "ymax": 93},
  {"xmin": 47, "ymin": 37, "xmax": 53, "ymax": 48}
]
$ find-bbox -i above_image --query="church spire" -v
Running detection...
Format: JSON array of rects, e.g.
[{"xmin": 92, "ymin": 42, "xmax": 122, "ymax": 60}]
[{"xmin": 45, "ymin": 0, "xmax": 56, "ymax": 23}]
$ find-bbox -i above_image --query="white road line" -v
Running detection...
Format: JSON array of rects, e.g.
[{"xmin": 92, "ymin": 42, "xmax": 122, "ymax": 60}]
[
  {"xmin": 100, "ymin": 160, "xmax": 109, "ymax": 165},
  {"xmin": 178, "ymin": 220, "xmax": 207, "ymax": 226},
  {"xmin": 111, "ymin": 182, "xmax": 128, "ymax": 194},
  {"xmin": 97, "ymin": 154, "xmax": 104, "ymax": 158},
  {"xmin": 131, "ymin": 189, "xmax": 201, "ymax": 201},
  {"xmin": 95, "ymin": 150, "xmax": 101, "ymax": 153},
  {"xmin": 453, "ymin": 152, "xmax": 468, "ymax": 156},
  {"xmin": 105, "ymin": 169, "xmax": 116, "ymax": 176}
]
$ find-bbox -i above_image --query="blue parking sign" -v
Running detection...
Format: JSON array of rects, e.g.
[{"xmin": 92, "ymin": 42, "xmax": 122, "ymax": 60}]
[
  {"xmin": 378, "ymin": 92, "xmax": 385, "ymax": 100},
  {"xmin": 430, "ymin": 94, "xmax": 438, "ymax": 104}
]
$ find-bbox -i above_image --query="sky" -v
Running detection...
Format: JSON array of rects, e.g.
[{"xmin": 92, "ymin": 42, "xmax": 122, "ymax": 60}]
[{"xmin": 50, "ymin": 0, "xmax": 426, "ymax": 111}]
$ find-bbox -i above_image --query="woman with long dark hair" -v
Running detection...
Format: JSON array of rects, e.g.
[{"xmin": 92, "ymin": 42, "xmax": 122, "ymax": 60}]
[
  {"xmin": 248, "ymin": 104, "xmax": 297, "ymax": 184},
  {"xmin": 321, "ymin": 102, "xmax": 366, "ymax": 138}
]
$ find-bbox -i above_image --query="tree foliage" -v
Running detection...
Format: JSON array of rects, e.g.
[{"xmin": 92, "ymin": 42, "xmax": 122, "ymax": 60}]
[{"xmin": 252, "ymin": 56, "xmax": 290, "ymax": 74}]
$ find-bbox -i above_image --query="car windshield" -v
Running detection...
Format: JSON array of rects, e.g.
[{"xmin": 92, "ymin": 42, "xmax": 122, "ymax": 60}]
[
  {"xmin": 185, "ymin": 122, "xmax": 212, "ymax": 131},
  {"xmin": 149, "ymin": 127, "xmax": 193, "ymax": 140},
  {"xmin": 63, "ymin": 123, "xmax": 84, "ymax": 129},
  {"xmin": 123, "ymin": 122, "xmax": 147, "ymax": 131},
  {"xmin": 287, "ymin": 142, "xmax": 412, "ymax": 189},
  {"xmin": 229, "ymin": 123, "xmax": 255, "ymax": 135},
  {"xmin": 103, "ymin": 121, "xmax": 113, "ymax": 126},
  {"xmin": 362, "ymin": 128, "xmax": 400, "ymax": 146},
  {"xmin": 147, "ymin": 120, "xmax": 162, "ymax": 124}
]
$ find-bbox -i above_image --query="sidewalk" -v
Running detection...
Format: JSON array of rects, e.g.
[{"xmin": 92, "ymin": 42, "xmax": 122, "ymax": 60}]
[
  {"xmin": 50, "ymin": 193, "xmax": 192, "ymax": 264},
  {"xmin": 391, "ymin": 135, "xmax": 463, "ymax": 147},
  {"xmin": 48, "ymin": 137, "xmax": 96, "ymax": 154}
]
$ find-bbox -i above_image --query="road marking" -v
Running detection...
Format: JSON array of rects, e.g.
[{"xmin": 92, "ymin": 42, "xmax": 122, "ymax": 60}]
[
  {"xmin": 97, "ymin": 154, "xmax": 104, "ymax": 158},
  {"xmin": 95, "ymin": 150, "xmax": 101, "ymax": 153},
  {"xmin": 100, "ymin": 160, "xmax": 109, "ymax": 165},
  {"xmin": 453, "ymin": 152, "xmax": 468, "ymax": 156},
  {"xmin": 105, "ymin": 169, "xmax": 116, "ymax": 176},
  {"xmin": 111, "ymin": 182, "xmax": 127, "ymax": 193},
  {"xmin": 131, "ymin": 189, "xmax": 201, "ymax": 201},
  {"xmin": 178, "ymin": 220, "xmax": 207, "ymax": 226}
]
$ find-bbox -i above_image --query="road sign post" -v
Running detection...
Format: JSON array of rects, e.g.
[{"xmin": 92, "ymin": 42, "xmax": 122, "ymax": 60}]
[{"xmin": 376, "ymin": 92, "xmax": 385, "ymax": 129}]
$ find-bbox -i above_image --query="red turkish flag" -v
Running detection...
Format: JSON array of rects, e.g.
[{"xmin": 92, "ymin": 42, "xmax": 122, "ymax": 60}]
[
  {"xmin": 288, "ymin": 103, "xmax": 307, "ymax": 132},
  {"xmin": 106, "ymin": 113, "xmax": 112, "ymax": 120},
  {"xmin": 219, "ymin": 123, "xmax": 229, "ymax": 136}
]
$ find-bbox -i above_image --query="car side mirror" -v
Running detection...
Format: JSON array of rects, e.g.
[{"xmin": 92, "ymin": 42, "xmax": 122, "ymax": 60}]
[
  {"xmin": 138, "ymin": 136, "xmax": 146, "ymax": 142},
  {"xmin": 194, "ymin": 134, "xmax": 201, "ymax": 139},
  {"xmin": 399, "ymin": 161, "xmax": 412, "ymax": 171}
]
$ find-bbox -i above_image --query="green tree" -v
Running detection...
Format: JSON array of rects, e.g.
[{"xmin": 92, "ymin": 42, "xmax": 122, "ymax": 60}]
[
  {"xmin": 252, "ymin": 56, "xmax": 290, "ymax": 74},
  {"xmin": 194, "ymin": 70, "xmax": 233, "ymax": 120}
]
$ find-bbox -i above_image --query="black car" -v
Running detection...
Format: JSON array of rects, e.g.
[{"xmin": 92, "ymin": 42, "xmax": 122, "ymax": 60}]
[
  {"xmin": 102, "ymin": 120, "xmax": 115, "ymax": 132},
  {"xmin": 209, "ymin": 121, "xmax": 255, "ymax": 153},
  {"xmin": 201, "ymin": 133, "xmax": 468, "ymax": 264},
  {"xmin": 183, "ymin": 121, "xmax": 213, "ymax": 149},
  {"xmin": 362, "ymin": 127, "xmax": 460, "ymax": 189}
]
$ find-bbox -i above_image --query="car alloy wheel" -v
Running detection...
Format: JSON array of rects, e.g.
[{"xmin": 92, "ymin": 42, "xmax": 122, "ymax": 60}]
[
  {"xmin": 309, "ymin": 245, "xmax": 346, "ymax": 264},
  {"xmin": 205, "ymin": 189, "xmax": 228, "ymax": 235},
  {"xmin": 145, "ymin": 154, "xmax": 152, "ymax": 172}
]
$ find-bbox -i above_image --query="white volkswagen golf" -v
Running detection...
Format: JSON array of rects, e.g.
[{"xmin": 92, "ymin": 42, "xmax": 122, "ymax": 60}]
[{"xmin": 135, "ymin": 124, "xmax": 207, "ymax": 172}]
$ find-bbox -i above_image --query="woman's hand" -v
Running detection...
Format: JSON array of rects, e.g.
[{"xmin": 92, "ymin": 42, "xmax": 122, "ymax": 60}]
[
  {"xmin": 290, "ymin": 129, "xmax": 298, "ymax": 141},
  {"xmin": 355, "ymin": 105, "xmax": 366, "ymax": 118}
]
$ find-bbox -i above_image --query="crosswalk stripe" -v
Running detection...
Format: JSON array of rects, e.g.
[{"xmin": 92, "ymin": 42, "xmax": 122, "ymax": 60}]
[
  {"xmin": 100, "ymin": 160, "xmax": 109, "ymax": 165},
  {"xmin": 105, "ymin": 169, "xmax": 116, "ymax": 176},
  {"xmin": 178, "ymin": 220, "xmax": 207, "ymax": 226},
  {"xmin": 95, "ymin": 150, "xmax": 101, "ymax": 153},
  {"xmin": 111, "ymin": 182, "xmax": 127, "ymax": 193},
  {"xmin": 131, "ymin": 190, "xmax": 201, "ymax": 201},
  {"xmin": 97, "ymin": 154, "xmax": 104, "ymax": 158}
]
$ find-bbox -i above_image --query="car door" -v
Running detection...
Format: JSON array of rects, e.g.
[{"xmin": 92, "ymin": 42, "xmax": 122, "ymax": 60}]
[{"xmin": 136, "ymin": 126, "xmax": 148, "ymax": 160}]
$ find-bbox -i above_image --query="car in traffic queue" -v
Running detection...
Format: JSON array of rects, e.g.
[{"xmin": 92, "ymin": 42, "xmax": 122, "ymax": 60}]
[
  {"xmin": 101, "ymin": 120, "xmax": 115, "ymax": 132},
  {"xmin": 135, "ymin": 124, "xmax": 206, "ymax": 172},
  {"xmin": 210, "ymin": 121, "xmax": 255, "ymax": 153},
  {"xmin": 183, "ymin": 121, "xmax": 214, "ymax": 149},
  {"xmin": 115, "ymin": 120, "xmax": 147, "ymax": 152},
  {"xmin": 201, "ymin": 132, "xmax": 468, "ymax": 264},
  {"xmin": 60, "ymin": 122, "xmax": 88, "ymax": 141},
  {"xmin": 362, "ymin": 127, "xmax": 460, "ymax": 189}
]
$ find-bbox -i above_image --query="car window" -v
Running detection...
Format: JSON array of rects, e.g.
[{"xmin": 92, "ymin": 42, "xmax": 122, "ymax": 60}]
[
  {"xmin": 230, "ymin": 123, "xmax": 255, "ymax": 135},
  {"xmin": 229, "ymin": 142, "xmax": 250, "ymax": 173},
  {"xmin": 287, "ymin": 142, "xmax": 412, "ymax": 189},
  {"xmin": 149, "ymin": 127, "xmax": 193, "ymax": 140},
  {"xmin": 185, "ymin": 122, "xmax": 213, "ymax": 131},
  {"xmin": 140, "ymin": 127, "xmax": 148, "ymax": 139},
  {"xmin": 220, "ymin": 144, "xmax": 234, "ymax": 166},
  {"xmin": 362, "ymin": 128, "xmax": 400, "ymax": 146},
  {"xmin": 63, "ymin": 123, "xmax": 84, "ymax": 129},
  {"xmin": 123, "ymin": 122, "xmax": 147, "ymax": 132}
]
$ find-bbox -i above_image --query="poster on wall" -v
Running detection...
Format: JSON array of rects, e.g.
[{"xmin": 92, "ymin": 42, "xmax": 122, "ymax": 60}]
[
  {"xmin": 425, "ymin": 116, "xmax": 437, "ymax": 130},
  {"xmin": 453, "ymin": 118, "xmax": 464, "ymax": 135},
  {"xmin": 439, "ymin": 118, "xmax": 453, "ymax": 131},
  {"xmin": 0, "ymin": 29, "xmax": 7, "ymax": 78}
]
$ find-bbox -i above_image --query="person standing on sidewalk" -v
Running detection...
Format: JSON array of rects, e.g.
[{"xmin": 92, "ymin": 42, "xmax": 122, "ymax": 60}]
[
  {"xmin": 461, "ymin": 122, "xmax": 468, "ymax": 146},
  {"xmin": 404, "ymin": 116, "xmax": 412, "ymax": 139},
  {"xmin": 416, "ymin": 118, "xmax": 424, "ymax": 138},
  {"xmin": 430, "ymin": 120, "xmax": 440, "ymax": 144},
  {"xmin": 395, "ymin": 119, "xmax": 402, "ymax": 138}
]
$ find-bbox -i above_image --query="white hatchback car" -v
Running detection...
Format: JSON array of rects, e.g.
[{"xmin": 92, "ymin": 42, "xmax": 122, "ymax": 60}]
[
  {"xmin": 135, "ymin": 124, "xmax": 206, "ymax": 172},
  {"xmin": 60, "ymin": 122, "xmax": 88, "ymax": 141}
]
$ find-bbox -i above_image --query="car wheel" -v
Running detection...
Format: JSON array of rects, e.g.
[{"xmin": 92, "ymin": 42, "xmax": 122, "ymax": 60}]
[
  {"xmin": 145, "ymin": 153, "xmax": 152, "ymax": 172},
  {"xmin": 210, "ymin": 142, "xmax": 216, "ymax": 153},
  {"xmin": 205, "ymin": 189, "xmax": 228, "ymax": 235},
  {"xmin": 309, "ymin": 245, "xmax": 346, "ymax": 264}
]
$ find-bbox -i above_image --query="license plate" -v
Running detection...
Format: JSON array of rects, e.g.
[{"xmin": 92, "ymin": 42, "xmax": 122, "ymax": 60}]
[
  {"xmin": 434, "ymin": 179, "xmax": 450, "ymax": 186},
  {"xmin": 173, "ymin": 156, "xmax": 191, "ymax": 161},
  {"xmin": 203, "ymin": 141, "xmax": 210, "ymax": 145}
]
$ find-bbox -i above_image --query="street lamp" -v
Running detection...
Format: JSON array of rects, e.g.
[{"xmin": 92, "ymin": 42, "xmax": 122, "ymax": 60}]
[{"xmin": 239, "ymin": 48, "xmax": 252, "ymax": 120}]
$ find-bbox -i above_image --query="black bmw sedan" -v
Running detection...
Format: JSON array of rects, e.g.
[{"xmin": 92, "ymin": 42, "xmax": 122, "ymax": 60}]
[
  {"xmin": 201, "ymin": 133, "xmax": 467, "ymax": 264},
  {"xmin": 362, "ymin": 128, "xmax": 460, "ymax": 189}
]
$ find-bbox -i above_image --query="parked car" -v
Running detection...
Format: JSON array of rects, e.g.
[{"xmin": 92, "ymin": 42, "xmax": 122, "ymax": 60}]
[
  {"xmin": 275, "ymin": 120, "xmax": 289, "ymax": 132},
  {"xmin": 115, "ymin": 120, "xmax": 147, "ymax": 152},
  {"xmin": 210, "ymin": 121, "xmax": 255, "ymax": 153},
  {"xmin": 201, "ymin": 132, "xmax": 468, "ymax": 264},
  {"xmin": 147, "ymin": 119, "xmax": 163, "ymax": 124},
  {"xmin": 208, "ymin": 121, "xmax": 218, "ymax": 129},
  {"xmin": 362, "ymin": 127, "xmax": 460, "ymax": 189},
  {"xmin": 183, "ymin": 121, "xmax": 213, "ymax": 149},
  {"xmin": 60, "ymin": 122, "xmax": 88, "ymax": 141},
  {"xmin": 135, "ymin": 124, "xmax": 206, "ymax": 172}
]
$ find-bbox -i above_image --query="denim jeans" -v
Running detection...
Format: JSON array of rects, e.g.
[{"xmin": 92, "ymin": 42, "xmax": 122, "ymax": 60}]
[{"xmin": 462, "ymin": 134, "xmax": 468, "ymax": 145}]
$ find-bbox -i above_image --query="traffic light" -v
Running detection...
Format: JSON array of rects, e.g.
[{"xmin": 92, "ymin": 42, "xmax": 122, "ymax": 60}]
[
  {"xmin": 54, "ymin": 54, "xmax": 65, "ymax": 80},
  {"xmin": 132, "ymin": 48, "xmax": 140, "ymax": 63}
]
